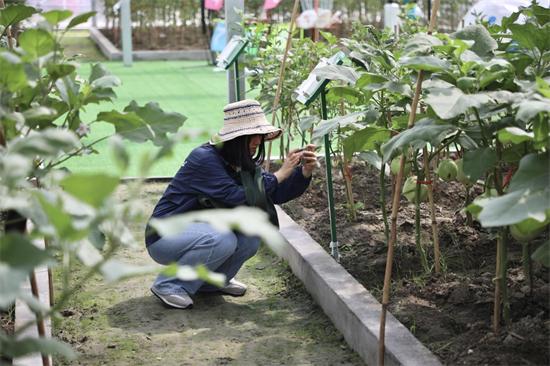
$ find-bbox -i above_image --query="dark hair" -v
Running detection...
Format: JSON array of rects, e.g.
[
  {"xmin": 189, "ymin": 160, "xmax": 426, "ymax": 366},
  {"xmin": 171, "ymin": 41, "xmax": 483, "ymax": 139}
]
[{"xmin": 218, "ymin": 134, "xmax": 265, "ymax": 172}]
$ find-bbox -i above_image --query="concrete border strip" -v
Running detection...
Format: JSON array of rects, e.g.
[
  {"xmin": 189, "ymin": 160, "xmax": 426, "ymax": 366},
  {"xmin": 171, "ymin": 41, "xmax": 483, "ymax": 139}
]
[
  {"xmin": 13, "ymin": 239, "xmax": 52, "ymax": 366},
  {"xmin": 89, "ymin": 27, "xmax": 210, "ymax": 61},
  {"xmin": 276, "ymin": 206, "xmax": 442, "ymax": 366}
]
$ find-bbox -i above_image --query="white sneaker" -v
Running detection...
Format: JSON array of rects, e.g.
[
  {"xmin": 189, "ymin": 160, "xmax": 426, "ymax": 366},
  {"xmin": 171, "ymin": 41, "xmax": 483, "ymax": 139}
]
[
  {"xmin": 151, "ymin": 287, "xmax": 193, "ymax": 309},
  {"xmin": 220, "ymin": 278, "xmax": 247, "ymax": 297}
]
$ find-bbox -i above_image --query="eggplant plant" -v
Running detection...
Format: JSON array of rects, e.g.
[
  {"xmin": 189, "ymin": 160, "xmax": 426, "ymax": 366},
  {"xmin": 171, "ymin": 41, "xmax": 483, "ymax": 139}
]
[{"xmin": 0, "ymin": 4, "xmax": 284, "ymax": 362}]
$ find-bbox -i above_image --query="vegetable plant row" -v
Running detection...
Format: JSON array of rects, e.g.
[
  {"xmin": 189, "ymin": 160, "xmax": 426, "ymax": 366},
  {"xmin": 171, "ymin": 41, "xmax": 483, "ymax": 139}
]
[{"xmin": 245, "ymin": 0, "xmax": 549, "ymax": 353}]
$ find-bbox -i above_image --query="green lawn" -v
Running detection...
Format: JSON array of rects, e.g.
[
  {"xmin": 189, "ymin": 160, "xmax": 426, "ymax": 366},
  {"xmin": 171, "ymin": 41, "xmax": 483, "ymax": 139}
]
[
  {"xmin": 65, "ymin": 60, "xmax": 229, "ymax": 177},
  {"xmin": 61, "ymin": 31, "xmax": 277, "ymax": 178}
]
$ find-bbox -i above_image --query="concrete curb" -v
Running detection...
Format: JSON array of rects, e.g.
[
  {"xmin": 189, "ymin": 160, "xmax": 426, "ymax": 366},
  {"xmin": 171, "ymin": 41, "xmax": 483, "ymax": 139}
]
[
  {"xmin": 13, "ymin": 240, "xmax": 52, "ymax": 366},
  {"xmin": 89, "ymin": 27, "xmax": 211, "ymax": 61},
  {"xmin": 276, "ymin": 206, "xmax": 442, "ymax": 366}
]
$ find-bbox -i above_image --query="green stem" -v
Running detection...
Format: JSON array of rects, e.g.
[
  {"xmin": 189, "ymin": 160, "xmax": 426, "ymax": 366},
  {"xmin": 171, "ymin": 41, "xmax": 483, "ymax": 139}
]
[
  {"xmin": 412, "ymin": 151, "xmax": 428, "ymax": 272},
  {"xmin": 380, "ymin": 161, "xmax": 389, "ymax": 243},
  {"xmin": 522, "ymin": 243, "xmax": 533, "ymax": 296}
]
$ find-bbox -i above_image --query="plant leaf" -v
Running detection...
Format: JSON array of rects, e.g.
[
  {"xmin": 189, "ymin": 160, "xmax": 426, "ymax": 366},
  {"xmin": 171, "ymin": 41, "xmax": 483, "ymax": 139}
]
[
  {"xmin": 463, "ymin": 147, "xmax": 497, "ymax": 182},
  {"xmin": 312, "ymin": 64, "xmax": 359, "ymax": 85},
  {"xmin": 0, "ymin": 233, "xmax": 53, "ymax": 272},
  {"xmin": 60, "ymin": 173, "xmax": 119, "ymax": 208},
  {"xmin": 424, "ymin": 80, "xmax": 493, "ymax": 119},
  {"xmin": 0, "ymin": 4, "xmax": 36, "ymax": 28},
  {"xmin": 311, "ymin": 110, "xmax": 368, "ymax": 141},
  {"xmin": 42, "ymin": 9, "xmax": 72, "ymax": 25},
  {"xmin": 66, "ymin": 11, "xmax": 95, "ymax": 30},
  {"xmin": 0, "ymin": 335, "xmax": 75, "ymax": 360},
  {"xmin": 399, "ymin": 55, "xmax": 450, "ymax": 72},
  {"xmin": 532, "ymin": 241, "xmax": 550, "ymax": 267},
  {"xmin": 381, "ymin": 119, "xmax": 457, "ymax": 163},
  {"xmin": 150, "ymin": 207, "xmax": 286, "ymax": 257},
  {"xmin": 498, "ymin": 127, "xmax": 534, "ymax": 144},
  {"xmin": 18, "ymin": 29, "xmax": 55, "ymax": 59},
  {"xmin": 342, "ymin": 126, "xmax": 390, "ymax": 160},
  {"xmin": 453, "ymin": 24, "xmax": 497, "ymax": 57}
]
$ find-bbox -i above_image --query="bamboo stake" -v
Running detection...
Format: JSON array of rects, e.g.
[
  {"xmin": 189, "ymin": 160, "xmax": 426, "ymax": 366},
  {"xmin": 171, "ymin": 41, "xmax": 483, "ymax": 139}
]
[
  {"xmin": 378, "ymin": 1, "xmax": 441, "ymax": 364},
  {"xmin": 264, "ymin": 0, "xmax": 301, "ymax": 171},
  {"xmin": 423, "ymin": 147, "xmax": 441, "ymax": 273},
  {"xmin": 30, "ymin": 272, "xmax": 51, "ymax": 366}
]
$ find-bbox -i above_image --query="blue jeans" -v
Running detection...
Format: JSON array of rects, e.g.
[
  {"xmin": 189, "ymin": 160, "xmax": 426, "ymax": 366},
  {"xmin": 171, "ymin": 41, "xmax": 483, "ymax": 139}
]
[{"xmin": 147, "ymin": 222, "xmax": 261, "ymax": 295}]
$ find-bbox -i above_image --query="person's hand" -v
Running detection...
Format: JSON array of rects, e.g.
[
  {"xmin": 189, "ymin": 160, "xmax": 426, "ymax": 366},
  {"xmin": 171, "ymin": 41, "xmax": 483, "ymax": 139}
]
[
  {"xmin": 300, "ymin": 144, "xmax": 318, "ymax": 178},
  {"xmin": 274, "ymin": 148, "xmax": 301, "ymax": 183}
]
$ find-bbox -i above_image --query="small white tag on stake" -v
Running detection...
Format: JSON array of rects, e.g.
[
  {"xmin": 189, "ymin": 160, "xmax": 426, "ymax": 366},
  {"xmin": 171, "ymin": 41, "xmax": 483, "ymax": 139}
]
[{"xmin": 330, "ymin": 241, "xmax": 340, "ymax": 262}]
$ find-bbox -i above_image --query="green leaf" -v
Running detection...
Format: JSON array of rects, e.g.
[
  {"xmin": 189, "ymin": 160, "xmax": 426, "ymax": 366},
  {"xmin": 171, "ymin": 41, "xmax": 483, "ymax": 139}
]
[
  {"xmin": 8, "ymin": 128, "xmax": 80, "ymax": 159},
  {"xmin": 0, "ymin": 233, "xmax": 53, "ymax": 272},
  {"xmin": 530, "ymin": 4, "xmax": 550, "ymax": 26},
  {"xmin": 509, "ymin": 23, "xmax": 550, "ymax": 52},
  {"xmin": 60, "ymin": 173, "xmax": 119, "ymax": 208},
  {"xmin": 22, "ymin": 106, "xmax": 57, "ymax": 129},
  {"xmin": 150, "ymin": 207, "xmax": 286, "ymax": 257},
  {"xmin": 468, "ymin": 187, "xmax": 550, "ymax": 227},
  {"xmin": 381, "ymin": 119, "xmax": 457, "ymax": 163},
  {"xmin": 96, "ymin": 110, "xmax": 154, "ymax": 142},
  {"xmin": 311, "ymin": 110, "xmax": 368, "ymax": 141},
  {"xmin": 498, "ymin": 127, "xmax": 534, "ymax": 144},
  {"xmin": 89, "ymin": 63, "xmax": 110, "ymax": 83},
  {"xmin": 18, "ymin": 29, "xmax": 55, "ymax": 59},
  {"xmin": 46, "ymin": 63, "xmax": 76, "ymax": 80},
  {"xmin": 66, "ymin": 11, "xmax": 95, "ymax": 30},
  {"xmin": 508, "ymin": 153, "xmax": 549, "ymax": 192},
  {"xmin": 91, "ymin": 74, "xmax": 121, "ymax": 89},
  {"xmin": 516, "ymin": 98, "xmax": 550, "ymax": 122},
  {"xmin": 468, "ymin": 153, "xmax": 550, "ymax": 227},
  {"xmin": 298, "ymin": 115, "xmax": 319, "ymax": 132},
  {"xmin": 100, "ymin": 260, "xmax": 160, "ymax": 283},
  {"xmin": 536, "ymin": 77, "xmax": 550, "ymax": 98},
  {"xmin": 0, "ymin": 335, "xmax": 75, "ymax": 360},
  {"xmin": 55, "ymin": 75, "xmax": 79, "ymax": 106},
  {"xmin": 312, "ymin": 64, "xmax": 359, "ymax": 85},
  {"xmin": 453, "ymin": 25, "xmax": 497, "ymax": 57},
  {"xmin": 532, "ymin": 241, "xmax": 550, "ymax": 267},
  {"xmin": 122, "ymin": 101, "xmax": 187, "ymax": 144},
  {"xmin": 109, "ymin": 135, "xmax": 130, "ymax": 172},
  {"xmin": 36, "ymin": 193, "xmax": 88, "ymax": 241},
  {"xmin": 0, "ymin": 4, "xmax": 36, "ymax": 28},
  {"xmin": 424, "ymin": 80, "xmax": 493, "ymax": 119},
  {"xmin": 0, "ymin": 53, "xmax": 27, "ymax": 92},
  {"xmin": 42, "ymin": 9, "xmax": 72, "ymax": 25},
  {"xmin": 0, "ymin": 264, "xmax": 26, "ymax": 309},
  {"xmin": 327, "ymin": 86, "xmax": 362, "ymax": 104},
  {"xmin": 399, "ymin": 55, "xmax": 450, "ymax": 72},
  {"xmin": 342, "ymin": 126, "xmax": 390, "ymax": 160},
  {"xmin": 403, "ymin": 33, "xmax": 442, "ymax": 55},
  {"xmin": 356, "ymin": 73, "xmax": 387, "ymax": 88},
  {"xmin": 463, "ymin": 147, "xmax": 497, "ymax": 182}
]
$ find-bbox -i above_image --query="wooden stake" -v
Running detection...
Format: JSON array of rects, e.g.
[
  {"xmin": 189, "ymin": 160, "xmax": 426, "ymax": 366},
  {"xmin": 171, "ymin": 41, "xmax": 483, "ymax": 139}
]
[
  {"xmin": 378, "ymin": 1, "xmax": 440, "ymax": 364},
  {"xmin": 264, "ymin": 0, "xmax": 301, "ymax": 171},
  {"xmin": 423, "ymin": 147, "xmax": 441, "ymax": 273},
  {"xmin": 30, "ymin": 272, "xmax": 51, "ymax": 366}
]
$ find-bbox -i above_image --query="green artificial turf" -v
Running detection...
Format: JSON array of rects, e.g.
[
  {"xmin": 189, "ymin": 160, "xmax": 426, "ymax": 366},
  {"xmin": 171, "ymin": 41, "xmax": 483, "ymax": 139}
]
[
  {"xmin": 64, "ymin": 60, "xmax": 229, "ymax": 177},
  {"xmin": 61, "ymin": 31, "xmax": 287, "ymax": 178}
]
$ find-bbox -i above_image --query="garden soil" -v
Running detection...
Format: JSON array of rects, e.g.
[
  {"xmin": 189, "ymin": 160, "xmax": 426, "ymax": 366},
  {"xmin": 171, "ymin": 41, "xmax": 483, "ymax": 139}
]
[
  {"xmin": 282, "ymin": 160, "xmax": 550, "ymax": 366},
  {"xmin": 53, "ymin": 182, "xmax": 364, "ymax": 366}
]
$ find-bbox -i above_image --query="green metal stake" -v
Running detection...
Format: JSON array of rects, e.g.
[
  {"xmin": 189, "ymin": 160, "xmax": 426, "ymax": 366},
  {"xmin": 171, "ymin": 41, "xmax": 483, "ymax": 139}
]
[
  {"xmin": 321, "ymin": 88, "xmax": 339, "ymax": 262},
  {"xmin": 234, "ymin": 58, "xmax": 241, "ymax": 101}
]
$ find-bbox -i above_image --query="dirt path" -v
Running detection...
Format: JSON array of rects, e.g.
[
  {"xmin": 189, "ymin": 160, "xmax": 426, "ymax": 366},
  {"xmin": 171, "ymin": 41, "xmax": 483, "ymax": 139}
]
[{"xmin": 54, "ymin": 183, "xmax": 364, "ymax": 365}]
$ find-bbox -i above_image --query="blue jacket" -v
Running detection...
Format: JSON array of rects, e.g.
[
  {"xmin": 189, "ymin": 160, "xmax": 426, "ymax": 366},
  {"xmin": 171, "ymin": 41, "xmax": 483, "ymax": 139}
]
[{"xmin": 145, "ymin": 144, "xmax": 311, "ymax": 245}]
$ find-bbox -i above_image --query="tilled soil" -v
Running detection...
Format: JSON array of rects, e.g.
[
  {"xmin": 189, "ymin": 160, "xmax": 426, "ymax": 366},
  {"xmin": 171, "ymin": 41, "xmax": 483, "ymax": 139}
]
[{"xmin": 282, "ymin": 160, "xmax": 549, "ymax": 366}]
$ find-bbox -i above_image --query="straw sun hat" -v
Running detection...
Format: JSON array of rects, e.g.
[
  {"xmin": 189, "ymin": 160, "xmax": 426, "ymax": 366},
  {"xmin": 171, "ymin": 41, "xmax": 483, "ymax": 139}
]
[{"xmin": 211, "ymin": 99, "xmax": 282, "ymax": 143}]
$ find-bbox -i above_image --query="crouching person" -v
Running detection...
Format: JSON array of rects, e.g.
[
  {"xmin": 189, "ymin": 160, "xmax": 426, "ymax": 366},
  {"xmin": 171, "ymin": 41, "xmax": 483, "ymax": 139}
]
[{"xmin": 144, "ymin": 99, "xmax": 318, "ymax": 309}]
